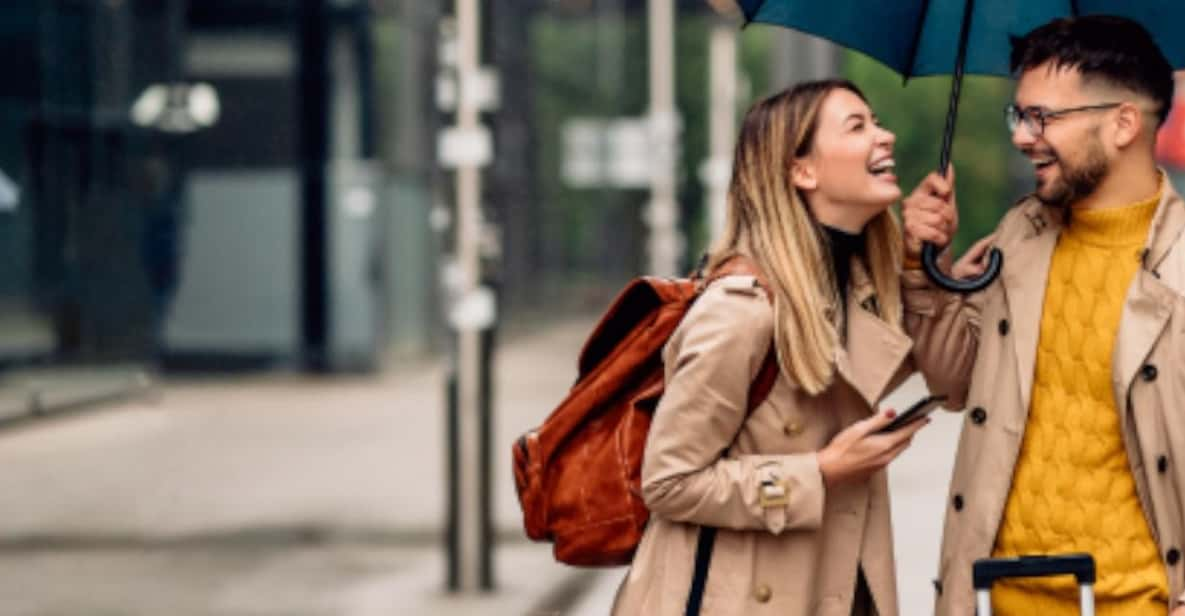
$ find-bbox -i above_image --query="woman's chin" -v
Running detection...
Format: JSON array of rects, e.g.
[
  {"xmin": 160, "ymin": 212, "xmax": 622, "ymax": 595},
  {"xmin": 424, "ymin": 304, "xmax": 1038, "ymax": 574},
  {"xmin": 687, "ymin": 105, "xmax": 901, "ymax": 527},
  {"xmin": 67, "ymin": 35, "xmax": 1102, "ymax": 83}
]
[{"xmin": 865, "ymin": 187, "xmax": 902, "ymax": 211}]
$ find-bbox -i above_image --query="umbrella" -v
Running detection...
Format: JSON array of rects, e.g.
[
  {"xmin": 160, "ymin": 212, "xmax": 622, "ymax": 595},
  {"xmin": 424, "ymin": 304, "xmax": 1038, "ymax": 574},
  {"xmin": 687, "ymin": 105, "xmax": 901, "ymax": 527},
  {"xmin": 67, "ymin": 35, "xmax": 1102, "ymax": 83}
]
[{"xmin": 735, "ymin": 0, "xmax": 1185, "ymax": 293}]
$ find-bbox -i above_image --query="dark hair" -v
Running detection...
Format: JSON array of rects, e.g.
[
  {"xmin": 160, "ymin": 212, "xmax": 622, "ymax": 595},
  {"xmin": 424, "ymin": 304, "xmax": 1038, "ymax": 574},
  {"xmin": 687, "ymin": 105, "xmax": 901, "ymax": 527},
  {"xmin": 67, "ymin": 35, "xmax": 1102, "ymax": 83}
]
[{"xmin": 1010, "ymin": 15, "xmax": 1174, "ymax": 125}]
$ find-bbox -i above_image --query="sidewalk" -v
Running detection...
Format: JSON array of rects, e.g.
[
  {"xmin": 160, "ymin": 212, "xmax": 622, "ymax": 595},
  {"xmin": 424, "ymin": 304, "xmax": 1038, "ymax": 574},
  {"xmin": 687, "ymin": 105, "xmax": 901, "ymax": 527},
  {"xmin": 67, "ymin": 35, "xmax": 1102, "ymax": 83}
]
[
  {"xmin": 0, "ymin": 319, "xmax": 600, "ymax": 615},
  {"xmin": 0, "ymin": 318, "xmax": 961, "ymax": 615}
]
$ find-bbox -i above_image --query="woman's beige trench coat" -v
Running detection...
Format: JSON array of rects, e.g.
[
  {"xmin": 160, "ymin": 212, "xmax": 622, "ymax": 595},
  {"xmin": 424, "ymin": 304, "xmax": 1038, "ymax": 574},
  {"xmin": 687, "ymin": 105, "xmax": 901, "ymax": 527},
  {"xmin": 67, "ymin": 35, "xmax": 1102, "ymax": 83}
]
[
  {"xmin": 611, "ymin": 260, "xmax": 939, "ymax": 616},
  {"xmin": 904, "ymin": 174, "xmax": 1185, "ymax": 615}
]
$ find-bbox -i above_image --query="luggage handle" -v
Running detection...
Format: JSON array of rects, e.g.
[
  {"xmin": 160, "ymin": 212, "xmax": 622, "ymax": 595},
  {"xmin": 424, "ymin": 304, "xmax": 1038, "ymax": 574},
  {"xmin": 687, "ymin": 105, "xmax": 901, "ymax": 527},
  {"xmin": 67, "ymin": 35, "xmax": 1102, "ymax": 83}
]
[
  {"xmin": 972, "ymin": 553, "xmax": 1095, "ymax": 589},
  {"xmin": 973, "ymin": 554, "xmax": 1095, "ymax": 616}
]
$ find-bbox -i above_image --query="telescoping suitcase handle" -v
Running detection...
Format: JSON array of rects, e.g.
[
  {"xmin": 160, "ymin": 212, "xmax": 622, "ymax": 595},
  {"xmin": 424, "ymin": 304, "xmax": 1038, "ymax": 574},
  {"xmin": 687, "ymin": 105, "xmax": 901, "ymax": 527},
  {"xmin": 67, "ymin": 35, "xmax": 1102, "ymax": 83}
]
[{"xmin": 972, "ymin": 553, "xmax": 1096, "ymax": 616}]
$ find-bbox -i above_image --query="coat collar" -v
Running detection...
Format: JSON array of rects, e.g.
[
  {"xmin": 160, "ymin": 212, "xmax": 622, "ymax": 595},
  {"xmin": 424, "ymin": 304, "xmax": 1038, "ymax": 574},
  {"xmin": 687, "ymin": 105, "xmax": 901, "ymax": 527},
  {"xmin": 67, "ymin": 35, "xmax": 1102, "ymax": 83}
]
[
  {"xmin": 999, "ymin": 199, "xmax": 1061, "ymax": 416},
  {"xmin": 1006, "ymin": 170, "xmax": 1185, "ymax": 408},
  {"xmin": 1114, "ymin": 174, "xmax": 1185, "ymax": 399},
  {"xmin": 834, "ymin": 257, "xmax": 913, "ymax": 408},
  {"xmin": 1142, "ymin": 170, "xmax": 1185, "ymax": 271}
]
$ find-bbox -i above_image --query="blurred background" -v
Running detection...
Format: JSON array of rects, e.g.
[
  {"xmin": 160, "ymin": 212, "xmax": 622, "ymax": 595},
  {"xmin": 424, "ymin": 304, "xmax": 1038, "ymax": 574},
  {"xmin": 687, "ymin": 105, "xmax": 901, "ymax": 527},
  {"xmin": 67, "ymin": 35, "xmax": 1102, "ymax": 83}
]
[{"xmin": 0, "ymin": 1, "xmax": 1181, "ymax": 615}]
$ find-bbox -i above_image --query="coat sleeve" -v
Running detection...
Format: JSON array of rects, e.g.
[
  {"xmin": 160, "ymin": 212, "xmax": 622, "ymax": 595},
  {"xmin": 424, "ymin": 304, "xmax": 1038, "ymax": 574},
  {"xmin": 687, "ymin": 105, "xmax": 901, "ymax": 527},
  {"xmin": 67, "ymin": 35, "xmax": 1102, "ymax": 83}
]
[
  {"xmin": 640, "ymin": 281, "xmax": 825, "ymax": 534},
  {"xmin": 901, "ymin": 245, "xmax": 993, "ymax": 409}
]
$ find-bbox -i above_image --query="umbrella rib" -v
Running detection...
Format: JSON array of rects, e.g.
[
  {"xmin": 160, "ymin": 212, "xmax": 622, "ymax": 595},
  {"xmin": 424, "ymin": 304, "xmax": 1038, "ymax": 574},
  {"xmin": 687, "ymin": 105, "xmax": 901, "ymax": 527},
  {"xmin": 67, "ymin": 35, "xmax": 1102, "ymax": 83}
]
[{"xmin": 903, "ymin": 0, "xmax": 934, "ymax": 82}]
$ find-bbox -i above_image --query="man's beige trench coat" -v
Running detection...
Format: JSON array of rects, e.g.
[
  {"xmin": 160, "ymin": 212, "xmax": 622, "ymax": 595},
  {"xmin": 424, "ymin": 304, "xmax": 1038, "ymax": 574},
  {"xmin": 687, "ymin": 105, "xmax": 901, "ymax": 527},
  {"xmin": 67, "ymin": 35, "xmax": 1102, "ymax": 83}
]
[
  {"xmin": 905, "ymin": 174, "xmax": 1185, "ymax": 615},
  {"xmin": 612, "ymin": 261, "xmax": 938, "ymax": 616}
]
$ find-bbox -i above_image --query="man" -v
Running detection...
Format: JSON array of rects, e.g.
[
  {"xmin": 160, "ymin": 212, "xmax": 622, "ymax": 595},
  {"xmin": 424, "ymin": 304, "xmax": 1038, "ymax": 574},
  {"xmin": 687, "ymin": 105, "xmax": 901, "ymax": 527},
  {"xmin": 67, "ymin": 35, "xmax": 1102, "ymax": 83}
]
[{"xmin": 902, "ymin": 15, "xmax": 1185, "ymax": 616}]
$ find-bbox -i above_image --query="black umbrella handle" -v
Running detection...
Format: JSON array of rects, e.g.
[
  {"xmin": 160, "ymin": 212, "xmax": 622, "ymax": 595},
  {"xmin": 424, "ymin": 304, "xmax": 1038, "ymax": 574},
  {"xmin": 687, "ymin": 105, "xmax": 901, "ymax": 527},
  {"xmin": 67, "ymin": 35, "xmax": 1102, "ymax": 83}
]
[
  {"xmin": 921, "ymin": 0, "xmax": 1002, "ymax": 294},
  {"xmin": 922, "ymin": 242, "xmax": 1003, "ymax": 293}
]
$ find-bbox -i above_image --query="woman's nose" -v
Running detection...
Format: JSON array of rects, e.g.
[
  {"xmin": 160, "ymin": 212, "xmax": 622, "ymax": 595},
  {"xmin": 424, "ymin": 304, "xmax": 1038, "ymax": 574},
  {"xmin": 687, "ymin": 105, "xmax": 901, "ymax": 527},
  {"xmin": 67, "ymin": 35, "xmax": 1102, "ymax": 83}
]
[{"xmin": 878, "ymin": 126, "xmax": 896, "ymax": 146}]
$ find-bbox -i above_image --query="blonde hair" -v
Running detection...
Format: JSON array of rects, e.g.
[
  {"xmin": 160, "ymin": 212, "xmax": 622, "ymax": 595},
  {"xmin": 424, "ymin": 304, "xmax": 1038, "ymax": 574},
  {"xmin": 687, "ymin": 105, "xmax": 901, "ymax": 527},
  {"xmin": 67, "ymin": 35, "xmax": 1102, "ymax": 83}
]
[{"xmin": 706, "ymin": 80, "xmax": 904, "ymax": 395}]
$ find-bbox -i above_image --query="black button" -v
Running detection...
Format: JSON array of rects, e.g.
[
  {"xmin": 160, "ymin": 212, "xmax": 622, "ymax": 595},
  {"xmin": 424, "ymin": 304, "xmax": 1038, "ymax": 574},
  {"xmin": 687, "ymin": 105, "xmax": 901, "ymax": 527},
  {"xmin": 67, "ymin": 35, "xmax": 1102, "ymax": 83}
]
[
  {"xmin": 970, "ymin": 407, "xmax": 987, "ymax": 425},
  {"xmin": 998, "ymin": 319, "xmax": 1010, "ymax": 336},
  {"xmin": 933, "ymin": 578, "xmax": 943, "ymax": 595},
  {"xmin": 1168, "ymin": 549, "xmax": 1181, "ymax": 566},
  {"xmin": 1142, "ymin": 364, "xmax": 1158, "ymax": 382},
  {"xmin": 953, "ymin": 494, "xmax": 964, "ymax": 511},
  {"xmin": 1159, "ymin": 455, "xmax": 1169, "ymax": 474}
]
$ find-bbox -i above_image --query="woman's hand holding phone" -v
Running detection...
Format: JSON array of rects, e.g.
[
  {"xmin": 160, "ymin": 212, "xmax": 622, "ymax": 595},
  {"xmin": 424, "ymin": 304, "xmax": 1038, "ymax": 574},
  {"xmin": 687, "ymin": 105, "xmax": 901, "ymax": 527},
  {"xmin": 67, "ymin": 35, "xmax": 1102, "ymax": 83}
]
[{"xmin": 817, "ymin": 403, "xmax": 932, "ymax": 488}]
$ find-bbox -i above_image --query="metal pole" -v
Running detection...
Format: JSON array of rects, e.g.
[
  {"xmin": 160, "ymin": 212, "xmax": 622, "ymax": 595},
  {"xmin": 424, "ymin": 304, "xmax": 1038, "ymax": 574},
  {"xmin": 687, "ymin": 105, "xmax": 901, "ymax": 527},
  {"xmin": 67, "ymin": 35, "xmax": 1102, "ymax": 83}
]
[
  {"xmin": 769, "ymin": 30, "xmax": 841, "ymax": 91},
  {"xmin": 450, "ymin": 0, "xmax": 490, "ymax": 593},
  {"xmin": 646, "ymin": 0, "xmax": 680, "ymax": 276},
  {"xmin": 703, "ymin": 20, "xmax": 736, "ymax": 241},
  {"xmin": 298, "ymin": 0, "xmax": 331, "ymax": 372}
]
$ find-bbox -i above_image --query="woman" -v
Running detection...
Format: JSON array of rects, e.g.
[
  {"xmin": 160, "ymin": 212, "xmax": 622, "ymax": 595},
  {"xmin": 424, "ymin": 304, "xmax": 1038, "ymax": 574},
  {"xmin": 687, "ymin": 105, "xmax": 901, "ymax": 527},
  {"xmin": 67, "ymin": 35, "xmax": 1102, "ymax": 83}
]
[{"xmin": 611, "ymin": 80, "xmax": 931, "ymax": 616}]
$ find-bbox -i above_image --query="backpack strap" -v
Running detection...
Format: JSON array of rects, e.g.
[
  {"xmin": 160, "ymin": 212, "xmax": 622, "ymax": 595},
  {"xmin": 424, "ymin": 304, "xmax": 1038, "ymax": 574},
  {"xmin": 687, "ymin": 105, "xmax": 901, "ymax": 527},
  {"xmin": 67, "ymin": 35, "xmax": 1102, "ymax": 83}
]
[
  {"xmin": 685, "ymin": 256, "xmax": 779, "ymax": 616},
  {"xmin": 700, "ymin": 254, "xmax": 772, "ymax": 296}
]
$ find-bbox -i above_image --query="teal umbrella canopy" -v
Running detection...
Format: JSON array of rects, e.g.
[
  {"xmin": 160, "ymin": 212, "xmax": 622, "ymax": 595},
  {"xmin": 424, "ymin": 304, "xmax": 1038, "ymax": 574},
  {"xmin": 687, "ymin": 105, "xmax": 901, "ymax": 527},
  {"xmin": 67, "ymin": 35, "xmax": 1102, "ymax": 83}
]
[{"xmin": 737, "ymin": 1, "xmax": 1185, "ymax": 79}]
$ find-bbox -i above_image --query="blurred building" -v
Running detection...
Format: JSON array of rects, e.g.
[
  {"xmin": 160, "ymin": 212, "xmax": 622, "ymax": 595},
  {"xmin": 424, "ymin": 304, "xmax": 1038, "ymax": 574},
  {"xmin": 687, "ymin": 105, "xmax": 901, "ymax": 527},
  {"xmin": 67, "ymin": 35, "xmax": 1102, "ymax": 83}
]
[{"xmin": 0, "ymin": 0, "xmax": 388, "ymax": 378}]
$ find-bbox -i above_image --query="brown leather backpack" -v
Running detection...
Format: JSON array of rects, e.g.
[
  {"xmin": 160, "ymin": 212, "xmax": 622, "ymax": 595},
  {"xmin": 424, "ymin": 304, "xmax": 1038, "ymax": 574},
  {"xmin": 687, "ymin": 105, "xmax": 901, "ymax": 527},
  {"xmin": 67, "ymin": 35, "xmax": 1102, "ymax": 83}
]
[{"xmin": 512, "ymin": 258, "xmax": 778, "ymax": 566}]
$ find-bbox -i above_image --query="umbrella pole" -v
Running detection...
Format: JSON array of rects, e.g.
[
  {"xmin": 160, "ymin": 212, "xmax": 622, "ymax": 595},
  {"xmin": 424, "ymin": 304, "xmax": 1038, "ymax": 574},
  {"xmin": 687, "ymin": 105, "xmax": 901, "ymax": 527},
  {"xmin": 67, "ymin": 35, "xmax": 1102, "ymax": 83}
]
[
  {"xmin": 921, "ymin": 0, "xmax": 1004, "ymax": 293},
  {"xmin": 937, "ymin": 0, "xmax": 971, "ymax": 175}
]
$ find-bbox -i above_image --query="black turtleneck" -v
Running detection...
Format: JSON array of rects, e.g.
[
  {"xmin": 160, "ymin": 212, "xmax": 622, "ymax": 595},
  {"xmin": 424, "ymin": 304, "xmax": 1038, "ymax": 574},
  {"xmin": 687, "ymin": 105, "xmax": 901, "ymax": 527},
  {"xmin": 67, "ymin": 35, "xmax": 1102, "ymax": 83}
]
[{"xmin": 822, "ymin": 224, "xmax": 865, "ymax": 308}]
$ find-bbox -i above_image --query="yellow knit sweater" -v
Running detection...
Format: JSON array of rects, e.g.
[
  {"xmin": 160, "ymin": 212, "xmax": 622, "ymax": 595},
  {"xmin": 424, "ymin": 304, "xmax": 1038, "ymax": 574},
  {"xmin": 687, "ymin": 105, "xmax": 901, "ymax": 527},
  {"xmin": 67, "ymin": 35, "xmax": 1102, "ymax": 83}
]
[{"xmin": 991, "ymin": 189, "xmax": 1168, "ymax": 615}]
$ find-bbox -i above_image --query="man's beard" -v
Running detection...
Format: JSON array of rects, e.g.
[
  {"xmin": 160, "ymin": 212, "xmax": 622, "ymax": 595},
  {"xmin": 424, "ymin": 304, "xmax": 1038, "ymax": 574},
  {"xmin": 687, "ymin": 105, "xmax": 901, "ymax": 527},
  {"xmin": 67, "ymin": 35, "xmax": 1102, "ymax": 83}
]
[{"xmin": 1034, "ymin": 131, "xmax": 1109, "ymax": 209}]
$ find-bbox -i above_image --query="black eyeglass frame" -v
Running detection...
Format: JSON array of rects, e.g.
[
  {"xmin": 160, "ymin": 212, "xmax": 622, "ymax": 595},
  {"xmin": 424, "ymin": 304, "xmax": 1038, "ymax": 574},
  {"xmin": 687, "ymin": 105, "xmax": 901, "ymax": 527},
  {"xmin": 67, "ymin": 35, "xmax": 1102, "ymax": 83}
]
[{"xmin": 1004, "ymin": 102, "xmax": 1123, "ymax": 136}]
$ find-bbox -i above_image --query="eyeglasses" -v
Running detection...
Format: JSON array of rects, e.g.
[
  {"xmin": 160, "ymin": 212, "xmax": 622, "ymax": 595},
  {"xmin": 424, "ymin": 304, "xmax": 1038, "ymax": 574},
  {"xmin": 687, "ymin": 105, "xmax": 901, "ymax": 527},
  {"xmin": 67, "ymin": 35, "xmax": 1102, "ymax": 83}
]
[{"xmin": 1004, "ymin": 102, "xmax": 1122, "ymax": 136}]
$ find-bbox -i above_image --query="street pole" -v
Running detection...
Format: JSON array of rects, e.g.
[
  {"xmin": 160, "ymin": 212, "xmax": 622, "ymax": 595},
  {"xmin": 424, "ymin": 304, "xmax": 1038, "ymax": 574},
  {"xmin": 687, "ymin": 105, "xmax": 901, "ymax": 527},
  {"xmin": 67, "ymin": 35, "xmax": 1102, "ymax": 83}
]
[
  {"xmin": 702, "ymin": 19, "xmax": 737, "ymax": 241},
  {"xmin": 769, "ymin": 30, "xmax": 840, "ymax": 90},
  {"xmin": 446, "ymin": 0, "xmax": 493, "ymax": 593},
  {"xmin": 298, "ymin": 0, "xmax": 330, "ymax": 372},
  {"xmin": 646, "ymin": 0, "xmax": 681, "ymax": 277}
]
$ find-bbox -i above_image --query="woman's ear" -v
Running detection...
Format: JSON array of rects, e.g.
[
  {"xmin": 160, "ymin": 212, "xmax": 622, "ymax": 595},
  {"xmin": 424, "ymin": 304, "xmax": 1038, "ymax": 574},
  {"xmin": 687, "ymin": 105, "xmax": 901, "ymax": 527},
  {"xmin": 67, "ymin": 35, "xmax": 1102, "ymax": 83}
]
[{"xmin": 791, "ymin": 159, "xmax": 818, "ymax": 191}]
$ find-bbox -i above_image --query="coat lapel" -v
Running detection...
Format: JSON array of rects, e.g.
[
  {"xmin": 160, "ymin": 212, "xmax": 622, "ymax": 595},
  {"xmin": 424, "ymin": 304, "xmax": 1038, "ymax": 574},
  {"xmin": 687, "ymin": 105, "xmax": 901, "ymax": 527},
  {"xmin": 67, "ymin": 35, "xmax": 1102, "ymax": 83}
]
[
  {"xmin": 834, "ymin": 259, "xmax": 913, "ymax": 408},
  {"xmin": 1113, "ymin": 176, "xmax": 1185, "ymax": 402},
  {"xmin": 1001, "ymin": 201, "xmax": 1061, "ymax": 415}
]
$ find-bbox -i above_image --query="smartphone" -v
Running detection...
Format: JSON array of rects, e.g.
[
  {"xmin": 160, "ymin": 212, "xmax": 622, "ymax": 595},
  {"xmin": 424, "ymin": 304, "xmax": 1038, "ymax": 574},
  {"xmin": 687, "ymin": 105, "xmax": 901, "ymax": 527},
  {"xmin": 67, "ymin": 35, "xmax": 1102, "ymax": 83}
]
[{"xmin": 875, "ymin": 394, "xmax": 948, "ymax": 433}]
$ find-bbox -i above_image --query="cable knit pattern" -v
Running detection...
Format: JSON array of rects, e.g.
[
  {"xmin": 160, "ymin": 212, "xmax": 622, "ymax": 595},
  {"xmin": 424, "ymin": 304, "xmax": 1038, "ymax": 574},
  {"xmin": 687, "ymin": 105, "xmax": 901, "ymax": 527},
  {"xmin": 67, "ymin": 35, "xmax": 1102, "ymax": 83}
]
[{"xmin": 991, "ymin": 191, "xmax": 1169, "ymax": 615}]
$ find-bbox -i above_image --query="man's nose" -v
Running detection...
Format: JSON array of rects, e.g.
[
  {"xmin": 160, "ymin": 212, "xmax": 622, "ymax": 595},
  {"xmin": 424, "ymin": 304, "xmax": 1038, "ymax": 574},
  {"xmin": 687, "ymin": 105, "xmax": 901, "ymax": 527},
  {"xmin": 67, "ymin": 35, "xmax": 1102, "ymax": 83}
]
[{"xmin": 1011, "ymin": 123, "xmax": 1037, "ymax": 150}]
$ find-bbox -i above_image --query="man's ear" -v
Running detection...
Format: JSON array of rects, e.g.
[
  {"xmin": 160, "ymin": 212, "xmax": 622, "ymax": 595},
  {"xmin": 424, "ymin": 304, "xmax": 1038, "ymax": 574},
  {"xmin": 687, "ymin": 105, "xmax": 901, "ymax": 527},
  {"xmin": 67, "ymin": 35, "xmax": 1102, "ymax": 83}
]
[
  {"xmin": 791, "ymin": 159, "xmax": 818, "ymax": 191},
  {"xmin": 1113, "ymin": 101, "xmax": 1143, "ymax": 148}
]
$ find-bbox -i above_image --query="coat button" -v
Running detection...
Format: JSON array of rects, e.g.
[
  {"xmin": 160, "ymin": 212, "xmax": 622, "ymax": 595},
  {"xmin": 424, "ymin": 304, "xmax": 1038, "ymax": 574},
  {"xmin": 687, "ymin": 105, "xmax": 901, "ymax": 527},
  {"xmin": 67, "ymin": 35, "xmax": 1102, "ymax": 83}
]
[
  {"xmin": 783, "ymin": 421, "xmax": 804, "ymax": 436},
  {"xmin": 753, "ymin": 583, "xmax": 772, "ymax": 603},
  {"xmin": 1142, "ymin": 364, "xmax": 1158, "ymax": 382},
  {"xmin": 998, "ymin": 319, "xmax": 1010, "ymax": 336},
  {"xmin": 1159, "ymin": 455, "xmax": 1169, "ymax": 474},
  {"xmin": 970, "ymin": 407, "xmax": 987, "ymax": 425},
  {"xmin": 953, "ymin": 494, "xmax": 964, "ymax": 511},
  {"xmin": 1168, "ymin": 549, "xmax": 1181, "ymax": 566}
]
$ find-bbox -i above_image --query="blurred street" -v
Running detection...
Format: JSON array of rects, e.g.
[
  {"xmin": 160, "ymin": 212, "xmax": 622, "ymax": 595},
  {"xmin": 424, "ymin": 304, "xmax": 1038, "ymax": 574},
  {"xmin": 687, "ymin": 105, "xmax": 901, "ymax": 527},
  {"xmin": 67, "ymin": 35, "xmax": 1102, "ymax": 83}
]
[
  {"xmin": 0, "ymin": 321, "xmax": 597, "ymax": 615},
  {"xmin": 0, "ymin": 317, "xmax": 960, "ymax": 615}
]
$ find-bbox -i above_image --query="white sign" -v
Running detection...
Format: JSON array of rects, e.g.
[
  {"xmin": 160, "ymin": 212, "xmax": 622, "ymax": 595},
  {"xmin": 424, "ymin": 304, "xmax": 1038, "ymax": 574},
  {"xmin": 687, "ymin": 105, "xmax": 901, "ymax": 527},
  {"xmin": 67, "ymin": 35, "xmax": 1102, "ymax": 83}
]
[
  {"xmin": 560, "ymin": 116, "xmax": 658, "ymax": 189},
  {"xmin": 462, "ymin": 68, "xmax": 500, "ymax": 111},
  {"xmin": 561, "ymin": 119, "xmax": 604, "ymax": 188},
  {"xmin": 605, "ymin": 118, "xmax": 653, "ymax": 188},
  {"xmin": 436, "ymin": 68, "xmax": 500, "ymax": 113},
  {"xmin": 449, "ymin": 286, "xmax": 497, "ymax": 332},
  {"xmin": 438, "ymin": 126, "xmax": 492, "ymax": 168}
]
